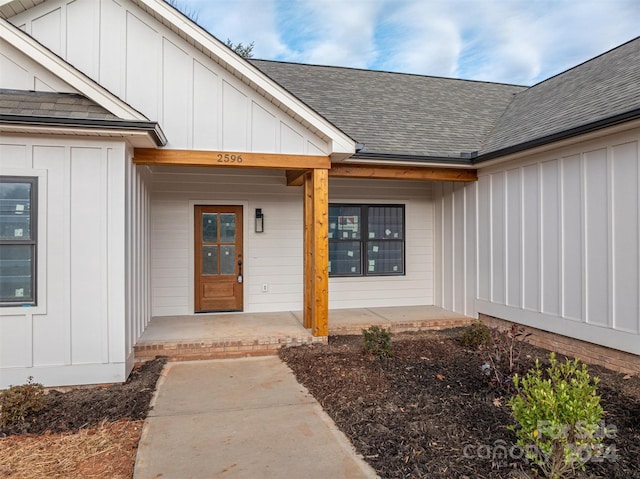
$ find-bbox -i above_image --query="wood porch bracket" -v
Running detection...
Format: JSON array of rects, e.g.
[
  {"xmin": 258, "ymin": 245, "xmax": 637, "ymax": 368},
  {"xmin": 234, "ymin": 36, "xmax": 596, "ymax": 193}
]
[{"xmin": 303, "ymin": 169, "xmax": 329, "ymax": 336}]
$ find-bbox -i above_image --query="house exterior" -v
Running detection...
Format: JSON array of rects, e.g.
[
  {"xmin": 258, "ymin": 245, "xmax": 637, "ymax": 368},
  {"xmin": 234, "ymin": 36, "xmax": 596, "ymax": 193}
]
[{"xmin": 0, "ymin": 0, "xmax": 638, "ymax": 388}]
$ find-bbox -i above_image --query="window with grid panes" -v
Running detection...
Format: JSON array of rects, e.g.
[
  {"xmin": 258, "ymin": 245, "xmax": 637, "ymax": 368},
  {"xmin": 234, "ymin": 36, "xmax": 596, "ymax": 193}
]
[
  {"xmin": 0, "ymin": 177, "xmax": 37, "ymax": 306},
  {"xmin": 328, "ymin": 204, "xmax": 405, "ymax": 277}
]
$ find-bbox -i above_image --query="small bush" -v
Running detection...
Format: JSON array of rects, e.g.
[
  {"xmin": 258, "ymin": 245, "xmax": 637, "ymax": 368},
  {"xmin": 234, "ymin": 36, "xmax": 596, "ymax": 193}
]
[
  {"xmin": 482, "ymin": 324, "xmax": 531, "ymax": 394},
  {"xmin": 508, "ymin": 353, "xmax": 607, "ymax": 479},
  {"xmin": 460, "ymin": 321, "xmax": 491, "ymax": 349},
  {"xmin": 0, "ymin": 377, "xmax": 46, "ymax": 429},
  {"xmin": 362, "ymin": 326, "xmax": 393, "ymax": 359}
]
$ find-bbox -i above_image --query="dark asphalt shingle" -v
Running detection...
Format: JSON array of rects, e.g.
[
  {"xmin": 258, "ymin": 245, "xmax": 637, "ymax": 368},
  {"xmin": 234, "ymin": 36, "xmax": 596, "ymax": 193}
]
[
  {"xmin": 0, "ymin": 89, "xmax": 119, "ymax": 120},
  {"xmin": 251, "ymin": 60, "xmax": 525, "ymax": 159},
  {"xmin": 253, "ymin": 36, "xmax": 640, "ymax": 161},
  {"xmin": 480, "ymin": 36, "xmax": 640, "ymax": 156}
]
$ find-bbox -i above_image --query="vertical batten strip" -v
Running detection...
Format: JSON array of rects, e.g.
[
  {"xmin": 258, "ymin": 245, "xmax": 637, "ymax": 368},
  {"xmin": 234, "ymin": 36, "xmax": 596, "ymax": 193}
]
[{"xmin": 607, "ymin": 146, "xmax": 614, "ymax": 329}]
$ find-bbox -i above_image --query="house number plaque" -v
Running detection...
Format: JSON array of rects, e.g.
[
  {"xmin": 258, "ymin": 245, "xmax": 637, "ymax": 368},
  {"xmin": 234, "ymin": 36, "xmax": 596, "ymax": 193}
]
[{"xmin": 217, "ymin": 153, "xmax": 243, "ymax": 163}]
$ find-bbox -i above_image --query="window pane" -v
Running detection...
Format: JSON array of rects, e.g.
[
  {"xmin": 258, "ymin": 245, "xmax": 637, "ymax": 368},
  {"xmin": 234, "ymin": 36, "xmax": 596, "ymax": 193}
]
[
  {"xmin": 368, "ymin": 206, "xmax": 403, "ymax": 240},
  {"xmin": 202, "ymin": 214, "xmax": 218, "ymax": 243},
  {"xmin": 220, "ymin": 214, "xmax": 236, "ymax": 242},
  {"xmin": 329, "ymin": 205, "xmax": 361, "ymax": 240},
  {"xmin": 220, "ymin": 245, "xmax": 235, "ymax": 274},
  {"xmin": 0, "ymin": 182, "xmax": 31, "ymax": 240},
  {"xmin": 367, "ymin": 241, "xmax": 404, "ymax": 274},
  {"xmin": 329, "ymin": 241, "xmax": 361, "ymax": 275},
  {"xmin": 202, "ymin": 245, "xmax": 218, "ymax": 274},
  {"xmin": 0, "ymin": 245, "xmax": 33, "ymax": 301}
]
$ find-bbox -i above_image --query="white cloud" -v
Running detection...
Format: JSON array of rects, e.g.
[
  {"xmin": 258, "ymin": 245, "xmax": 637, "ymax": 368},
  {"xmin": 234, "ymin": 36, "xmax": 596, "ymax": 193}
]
[
  {"xmin": 181, "ymin": 0, "xmax": 640, "ymax": 85},
  {"xmin": 184, "ymin": 0, "xmax": 291, "ymax": 58},
  {"xmin": 279, "ymin": 0, "xmax": 383, "ymax": 68},
  {"xmin": 378, "ymin": 1, "xmax": 463, "ymax": 76}
]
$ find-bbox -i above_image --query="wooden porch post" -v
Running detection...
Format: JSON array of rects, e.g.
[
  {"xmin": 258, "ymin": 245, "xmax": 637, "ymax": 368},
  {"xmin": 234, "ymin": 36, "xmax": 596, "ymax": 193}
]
[
  {"xmin": 303, "ymin": 172, "xmax": 313, "ymax": 329},
  {"xmin": 303, "ymin": 169, "xmax": 329, "ymax": 336}
]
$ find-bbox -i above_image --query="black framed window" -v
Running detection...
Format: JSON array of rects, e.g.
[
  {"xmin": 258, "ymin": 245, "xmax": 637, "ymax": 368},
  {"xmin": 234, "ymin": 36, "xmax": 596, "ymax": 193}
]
[
  {"xmin": 329, "ymin": 204, "xmax": 405, "ymax": 277},
  {"xmin": 0, "ymin": 177, "xmax": 37, "ymax": 306}
]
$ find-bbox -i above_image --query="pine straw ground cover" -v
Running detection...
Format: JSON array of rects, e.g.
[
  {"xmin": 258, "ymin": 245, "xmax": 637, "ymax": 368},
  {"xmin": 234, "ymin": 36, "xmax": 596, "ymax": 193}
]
[
  {"xmin": 0, "ymin": 420, "xmax": 141, "ymax": 479},
  {"xmin": 279, "ymin": 330, "xmax": 640, "ymax": 479},
  {"xmin": 0, "ymin": 357, "xmax": 166, "ymax": 478}
]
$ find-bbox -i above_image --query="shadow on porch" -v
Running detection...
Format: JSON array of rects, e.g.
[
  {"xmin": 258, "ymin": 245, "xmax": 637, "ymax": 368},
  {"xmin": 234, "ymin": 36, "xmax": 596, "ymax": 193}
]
[{"xmin": 134, "ymin": 306, "xmax": 473, "ymax": 362}]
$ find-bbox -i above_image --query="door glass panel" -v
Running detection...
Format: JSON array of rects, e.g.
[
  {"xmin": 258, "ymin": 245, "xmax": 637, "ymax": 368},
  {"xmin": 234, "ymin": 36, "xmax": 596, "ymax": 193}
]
[
  {"xmin": 220, "ymin": 214, "xmax": 236, "ymax": 242},
  {"xmin": 220, "ymin": 245, "xmax": 235, "ymax": 274},
  {"xmin": 202, "ymin": 245, "xmax": 218, "ymax": 274},
  {"xmin": 202, "ymin": 214, "xmax": 218, "ymax": 243}
]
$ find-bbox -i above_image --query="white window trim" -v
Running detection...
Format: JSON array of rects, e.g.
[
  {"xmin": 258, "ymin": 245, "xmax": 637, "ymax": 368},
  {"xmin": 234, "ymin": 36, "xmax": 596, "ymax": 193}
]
[{"xmin": 0, "ymin": 168, "xmax": 47, "ymax": 316}]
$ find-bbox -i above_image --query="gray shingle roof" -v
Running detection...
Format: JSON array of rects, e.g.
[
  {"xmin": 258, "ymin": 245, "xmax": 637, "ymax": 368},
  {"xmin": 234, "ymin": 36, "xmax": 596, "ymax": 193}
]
[
  {"xmin": 481, "ymin": 36, "xmax": 640, "ymax": 156},
  {"xmin": 0, "ymin": 89, "xmax": 119, "ymax": 119},
  {"xmin": 251, "ymin": 60, "xmax": 525, "ymax": 160}
]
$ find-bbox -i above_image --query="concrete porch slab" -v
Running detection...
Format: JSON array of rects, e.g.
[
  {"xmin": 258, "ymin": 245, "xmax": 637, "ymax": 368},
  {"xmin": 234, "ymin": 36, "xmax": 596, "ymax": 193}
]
[
  {"xmin": 134, "ymin": 306, "xmax": 472, "ymax": 362},
  {"xmin": 325, "ymin": 306, "xmax": 473, "ymax": 335},
  {"xmin": 134, "ymin": 312, "xmax": 323, "ymax": 362}
]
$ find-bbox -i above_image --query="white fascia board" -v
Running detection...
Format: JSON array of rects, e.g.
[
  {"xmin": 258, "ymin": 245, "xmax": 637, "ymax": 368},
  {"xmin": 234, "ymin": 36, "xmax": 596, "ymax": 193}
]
[
  {"xmin": 0, "ymin": 124, "xmax": 160, "ymax": 147},
  {"xmin": 136, "ymin": 0, "xmax": 356, "ymax": 156},
  {"xmin": 0, "ymin": 18, "xmax": 147, "ymax": 121}
]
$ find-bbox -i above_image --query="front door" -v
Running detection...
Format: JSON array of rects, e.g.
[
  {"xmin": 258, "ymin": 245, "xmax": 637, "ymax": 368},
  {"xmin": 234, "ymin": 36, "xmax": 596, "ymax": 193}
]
[{"xmin": 194, "ymin": 205, "xmax": 243, "ymax": 312}]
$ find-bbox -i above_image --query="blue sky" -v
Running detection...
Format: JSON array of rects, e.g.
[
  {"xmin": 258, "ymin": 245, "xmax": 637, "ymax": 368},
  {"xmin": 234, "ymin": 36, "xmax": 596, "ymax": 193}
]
[{"xmin": 178, "ymin": 0, "xmax": 639, "ymax": 86}]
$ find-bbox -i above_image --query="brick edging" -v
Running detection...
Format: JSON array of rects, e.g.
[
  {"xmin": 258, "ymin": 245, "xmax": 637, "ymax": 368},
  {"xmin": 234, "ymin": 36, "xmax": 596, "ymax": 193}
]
[{"xmin": 479, "ymin": 314, "xmax": 640, "ymax": 377}]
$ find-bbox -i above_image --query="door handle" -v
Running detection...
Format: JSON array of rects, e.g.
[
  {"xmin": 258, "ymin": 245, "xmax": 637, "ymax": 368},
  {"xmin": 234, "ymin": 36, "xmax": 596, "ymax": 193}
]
[{"xmin": 237, "ymin": 259, "xmax": 243, "ymax": 283}]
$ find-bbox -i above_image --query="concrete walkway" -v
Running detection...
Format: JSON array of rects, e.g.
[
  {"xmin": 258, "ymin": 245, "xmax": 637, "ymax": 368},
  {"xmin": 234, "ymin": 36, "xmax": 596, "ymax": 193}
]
[{"xmin": 133, "ymin": 357, "xmax": 378, "ymax": 479}]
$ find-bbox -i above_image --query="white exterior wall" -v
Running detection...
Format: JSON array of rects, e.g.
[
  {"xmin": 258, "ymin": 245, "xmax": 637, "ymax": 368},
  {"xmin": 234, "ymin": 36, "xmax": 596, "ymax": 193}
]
[
  {"xmin": 0, "ymin": 135, "xmax": 130, "ymax": 388},
  {"xmin": 8, "ymin": 0, "xmax": 331, "ymax": 154},
  {"xmin": 124, "ymin": 153, "xmax": 152, "ymax": 371},
  {"xmin": 151, "ymin": 171, "xmax": 434, "ymax": 316},
  {"xmin": 435, "ymin": 128, "xmax": 640, "ymax": 356},
  {"xmin": 0, "ymin": 36, "xmax": 78, "ymax": 92}
]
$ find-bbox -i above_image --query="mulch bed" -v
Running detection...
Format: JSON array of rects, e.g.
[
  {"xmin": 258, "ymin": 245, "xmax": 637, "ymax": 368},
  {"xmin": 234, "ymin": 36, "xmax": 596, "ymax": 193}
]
[
  {"xmin": 0, "ymin": 357, "xmax": 166, "ymax": 479},
  {"xmin": 279, "ymin": 330, "xmax": 640, "ymax": 479},
  {"xmin": 0, "ymin": 357, "xmax": 166, "ymax": 437}
]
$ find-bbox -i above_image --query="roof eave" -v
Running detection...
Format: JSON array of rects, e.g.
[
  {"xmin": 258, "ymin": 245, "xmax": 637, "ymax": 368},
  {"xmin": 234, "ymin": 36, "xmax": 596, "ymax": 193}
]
[
  {"xmin": 347, "ymin": 151, "xmax": 475, "ymax": 168},
  {"xmin": 0, "ymin": 114, "xmax": 167, "ymax": 146},
  {"xmin": 476, "ymin": 108, "xmax": 640, "ymax": 165}
]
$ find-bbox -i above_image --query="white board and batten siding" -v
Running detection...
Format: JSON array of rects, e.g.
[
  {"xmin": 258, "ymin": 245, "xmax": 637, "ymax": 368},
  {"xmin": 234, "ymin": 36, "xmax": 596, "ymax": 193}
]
[
  {"xmin": 436, "ymin": 128, "xmax": 640, "ymax": 356},
  {"xmin": 0, "ymin": 36, "xmax": 78, "ymax": 92},
  {"xmin": 0, "ymin": 135, "xmax": 144, "ymax": 388},
  {"xmin": 151, "ymin": 172, "xmax": 434, "ymax": 316},
  {"xmin": 7, "ymin": 0, "xmax": 331, "ymax": 156}
]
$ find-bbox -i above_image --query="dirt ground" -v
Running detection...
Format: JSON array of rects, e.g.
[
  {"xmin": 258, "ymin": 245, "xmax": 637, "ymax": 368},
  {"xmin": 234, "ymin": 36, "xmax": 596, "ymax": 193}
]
[
  {"xmin": 0, "ymin": 357, "xmax": 166, "ymax": 479},
  {"xmin": 279, "ymin": 330, "xmax": 640, "ymax": 479}
]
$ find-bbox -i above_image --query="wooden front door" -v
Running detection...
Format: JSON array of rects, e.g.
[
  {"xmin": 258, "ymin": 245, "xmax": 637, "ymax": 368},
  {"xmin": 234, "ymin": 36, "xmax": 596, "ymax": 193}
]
[{"xmin": 194, "ymin": 205, "xmax": 243, "ymax": 312}]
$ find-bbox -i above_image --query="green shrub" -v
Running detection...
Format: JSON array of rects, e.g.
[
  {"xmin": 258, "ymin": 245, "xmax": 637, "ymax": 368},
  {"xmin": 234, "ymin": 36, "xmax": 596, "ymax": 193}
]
[
  {"xmin": 508, "ymin": 353, "xmax": 606, "ymax": 479},
  {"xmin": 362, "ymin": 326, "xmax": 393, "ymax": 359},
  {"xmin": 0, "ymin": 377, "xmax": 46, "ymax": 429},
  {"xmin": 460, "ymin": 321, "xmax": 491, "ymax": 349}
]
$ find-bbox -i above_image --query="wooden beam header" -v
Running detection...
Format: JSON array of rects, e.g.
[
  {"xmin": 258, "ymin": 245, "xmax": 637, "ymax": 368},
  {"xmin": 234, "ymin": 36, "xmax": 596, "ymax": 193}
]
[
  {"xmin": 134, "ymin": 148, "xmax": 331, "ymax": 170},
  {"xmin": 328, "ymin": 163, "xmax": 477, "ymax": 182}
]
